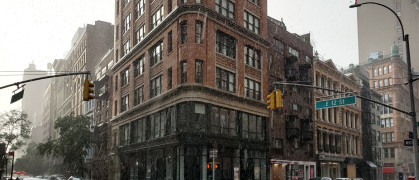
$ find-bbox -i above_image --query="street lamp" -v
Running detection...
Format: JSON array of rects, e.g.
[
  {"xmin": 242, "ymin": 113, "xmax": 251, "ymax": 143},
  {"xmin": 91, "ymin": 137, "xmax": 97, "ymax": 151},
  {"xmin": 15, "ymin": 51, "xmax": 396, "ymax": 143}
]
[{"xmin": 350, "ymin": 1, "xmax": 418, "ymax": 177}]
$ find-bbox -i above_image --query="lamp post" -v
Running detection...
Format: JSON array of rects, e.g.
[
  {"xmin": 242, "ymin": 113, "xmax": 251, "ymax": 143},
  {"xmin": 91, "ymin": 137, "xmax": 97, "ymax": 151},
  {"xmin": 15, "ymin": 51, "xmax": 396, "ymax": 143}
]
[{"xmin": 350, "ymin": 2, "xmax": 419, "ymax": 178}]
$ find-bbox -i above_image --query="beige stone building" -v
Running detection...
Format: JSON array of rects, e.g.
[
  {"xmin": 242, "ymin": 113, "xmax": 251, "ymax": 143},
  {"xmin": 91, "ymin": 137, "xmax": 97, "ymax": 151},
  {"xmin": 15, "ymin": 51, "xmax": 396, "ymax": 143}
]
[
  {"xmin": 356, "ymin": 0, "xmax": 419, "ymax": 69},
  {"xmin": 362, "ymin": 45, "xmax": 419, "ymax": 180},
  {"xmin": 314, "ymin": 59, "xmax": 363, "ymax": 179}
]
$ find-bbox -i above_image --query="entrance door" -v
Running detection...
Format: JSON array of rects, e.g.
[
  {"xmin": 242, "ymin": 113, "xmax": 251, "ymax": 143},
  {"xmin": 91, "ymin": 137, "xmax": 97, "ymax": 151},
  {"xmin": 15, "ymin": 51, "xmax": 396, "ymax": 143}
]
[{"xmin": 329, "ymin": 167, "xmax": 337, "ymax": 179}]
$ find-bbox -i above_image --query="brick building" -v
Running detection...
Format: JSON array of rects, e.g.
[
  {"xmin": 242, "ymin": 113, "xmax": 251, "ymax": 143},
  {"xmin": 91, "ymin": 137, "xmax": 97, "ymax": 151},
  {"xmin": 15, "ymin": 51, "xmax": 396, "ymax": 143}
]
[
  {"xmin": 110, "ymin": 0, "xmax": 270, "ymax": 179},
  {"xmin": 343, "ymin": 64, "xmax": 383, "ymax": 180},
  {"xmin": 314, "ymin": 59, "xmax": 363, "ymax": 179},
  {"xmin": 362, "ymin": 44, "xmax": 419, "ymax": 180},
  {"xmin": 266, "ymin": 17, "xmax": 316, "ymax": 180},
  {"xmin": 86, "ymin": 49, "xmax": 115, "ymax": 179}
]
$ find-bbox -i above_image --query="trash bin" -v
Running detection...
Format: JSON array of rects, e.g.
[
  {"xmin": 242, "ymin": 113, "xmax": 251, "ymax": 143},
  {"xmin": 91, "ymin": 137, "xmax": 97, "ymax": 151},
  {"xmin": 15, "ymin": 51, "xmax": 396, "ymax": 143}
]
[{"xmin": 408, "ymin": 176, "xmax": 416, "ymax": 180}]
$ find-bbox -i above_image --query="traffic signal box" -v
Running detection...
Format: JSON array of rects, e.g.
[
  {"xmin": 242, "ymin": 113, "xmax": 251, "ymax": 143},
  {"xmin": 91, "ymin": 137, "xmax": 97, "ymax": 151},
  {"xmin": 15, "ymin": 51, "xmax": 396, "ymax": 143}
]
[
  {"xmin": 207, "ymin": 162, "xmax": 220, "ymax": 169},
  {"xmin": 83, "ymin": 79, "xmax": 94, "ymax": 101},
  {"xmin": 266, "ymin": 90, "xmax": 283, "ymax": 110}
]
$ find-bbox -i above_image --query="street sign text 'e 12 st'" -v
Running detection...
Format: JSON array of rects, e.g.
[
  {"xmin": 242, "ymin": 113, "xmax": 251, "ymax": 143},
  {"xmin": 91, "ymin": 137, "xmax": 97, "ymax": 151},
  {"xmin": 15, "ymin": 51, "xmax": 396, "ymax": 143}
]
[{"xmin": 315, "ymin": 96, "xmax": 356, "ymax": 110}]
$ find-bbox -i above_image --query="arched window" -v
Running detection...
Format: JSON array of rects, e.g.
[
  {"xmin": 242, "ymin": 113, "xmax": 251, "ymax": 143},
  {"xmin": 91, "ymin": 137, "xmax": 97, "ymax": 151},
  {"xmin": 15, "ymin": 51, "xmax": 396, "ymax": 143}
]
[
  {"xmin": 389, "ymin": 64, "xmax": 392, "ymax": 73},
  {"xmin": 379, "ymin": 67, "xmax": 382, "ymax": 75},
  {"xmin": 374, "ymin": 69, "xmax": 377, "ymax": 76}
]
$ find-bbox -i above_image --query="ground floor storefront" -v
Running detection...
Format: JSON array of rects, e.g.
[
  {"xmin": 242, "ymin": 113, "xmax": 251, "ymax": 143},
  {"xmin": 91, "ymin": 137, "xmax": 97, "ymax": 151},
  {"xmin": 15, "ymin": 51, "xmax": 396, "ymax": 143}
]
[
  {"xmin": 116, "ymin": 145, "xmax": 268, "ymax": 180},
  {"xmin": 270, "ymin": 160, "xmax": 316, "ymax": 180},
  {"xmin": 316, "ymin": 155, "xmax": 361, "ymax": 179}
]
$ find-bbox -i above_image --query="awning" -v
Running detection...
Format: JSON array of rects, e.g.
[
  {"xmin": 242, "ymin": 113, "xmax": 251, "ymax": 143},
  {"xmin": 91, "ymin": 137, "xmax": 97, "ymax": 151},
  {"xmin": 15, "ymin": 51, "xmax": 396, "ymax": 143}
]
[
  {"xmin": 383, "ymin": 167, "xmax": 395, "ymax": 173},
  {"xmin": 366, "ymin": 161, "xmax": 377, "ymax": 168}
]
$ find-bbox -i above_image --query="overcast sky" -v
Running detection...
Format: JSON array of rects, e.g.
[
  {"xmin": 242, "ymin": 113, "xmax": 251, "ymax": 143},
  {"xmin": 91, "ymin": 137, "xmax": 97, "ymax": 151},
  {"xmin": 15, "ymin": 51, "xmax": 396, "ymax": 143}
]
[{"xmin": 0, "ymin": 0, "xmax": 358, "ymax": 113}]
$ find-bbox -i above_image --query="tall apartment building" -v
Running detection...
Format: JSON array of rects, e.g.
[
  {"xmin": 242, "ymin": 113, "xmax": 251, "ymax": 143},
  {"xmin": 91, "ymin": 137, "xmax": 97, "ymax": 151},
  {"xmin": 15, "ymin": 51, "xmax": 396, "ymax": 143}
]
[
  {"xmin": 22, "ymin": 63, "xmax": 48, "ymax": 143},
  {"xmin": 343, "ymin": 64, "xmax": 383, "ymax": 180},
  {"xmin": 86, "ymin": 49, "xmax": 115, "ymax": 180},
  {"xmin": 314, "ymin": 59, "xmax": 363, "ymax": 179},
  {"xmin": 111, "ymin": 0, "xmax": 270, "ymax": 179},
  {"xmin": 362, "ymin": 45, "xmax": 419, "ymax": 180},
  {"xmin": 357, "ymin": 0, "xmax": 419, "ymax": 69},
  {"xmin": 267, "ymin": 17, "xmax": 316, "ymax": 180}
]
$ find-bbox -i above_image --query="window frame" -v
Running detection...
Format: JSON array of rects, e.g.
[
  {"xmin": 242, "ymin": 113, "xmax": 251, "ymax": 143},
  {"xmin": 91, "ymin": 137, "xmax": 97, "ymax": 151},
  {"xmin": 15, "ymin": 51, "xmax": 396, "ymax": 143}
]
[
  {"xmin": 244, "ymin": 45, "xmax": 261, "ymax": 69},
  {"xmin": 133, "ymin": 55, "xmax": 145, "ymax": 77},
  {"xmin": 244, "ymin": 78, "xmax": 261, "ymax": 100},
  {"xmin": 195, "ymin": 20, "xmax": 203, "ymax": 44},
  {"xmin": 150, "ymin": 75, "xmax": 162, "ymax": 98},
  {"xmin": 216, "ymin": 30, "xmax": 236, "ymax": 59},
  {"xmin": 244, "ymin": 11, "xmax": 260, "ymax": 34},
  {"xmin": 121, "ymin": 94, "xmax": 129, "ymax": 112},
  {"xmin": 149, "ymin": 40, "xmax": 164, "ymax": 67},
  {"xmin": 195, "ymin": 60, "xmax": 204, "ymax": 83},
  {"xmin": 181, "ymin": 21, "xmax": 187, "ymax": 44},
  {"xmin": 216, "ymin": 67, "xmax": 236, "ymax": 93},
  {"xmin": 181, "ymin": 61, "xmax": 187, "ymax": 84},
  {"xmin": 215, "ymin": 0, "xmax": 235, "ymax": 20},
  {"xmin": 134, "ymin": 86, "xmax": 144, "ymax": 106}
]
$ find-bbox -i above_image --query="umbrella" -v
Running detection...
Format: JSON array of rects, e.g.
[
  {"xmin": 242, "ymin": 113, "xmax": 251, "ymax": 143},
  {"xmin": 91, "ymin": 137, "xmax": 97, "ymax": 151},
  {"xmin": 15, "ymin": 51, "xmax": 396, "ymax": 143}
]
[{"xmin": 13, "ymin": 171, "xmax": 27, "ymax": 175}]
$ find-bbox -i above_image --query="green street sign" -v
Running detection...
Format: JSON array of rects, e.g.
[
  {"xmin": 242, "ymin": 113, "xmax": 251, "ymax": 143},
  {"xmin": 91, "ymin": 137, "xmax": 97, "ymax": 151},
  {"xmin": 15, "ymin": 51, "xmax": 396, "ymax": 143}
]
[
  {"xmin": 10, "ymin": 89, "xmax": 24, "ymax": 104},
  {"xmin": 315, "ymin": 96, "xmax": 356, "ymax": 110}
]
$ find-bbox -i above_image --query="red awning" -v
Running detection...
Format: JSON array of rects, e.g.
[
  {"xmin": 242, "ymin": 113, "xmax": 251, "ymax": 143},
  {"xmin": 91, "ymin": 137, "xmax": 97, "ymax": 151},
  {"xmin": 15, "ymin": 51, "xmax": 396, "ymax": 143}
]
[{"xmin": 383, "ymin": 167, "xmax": 395, "ymax": 173}]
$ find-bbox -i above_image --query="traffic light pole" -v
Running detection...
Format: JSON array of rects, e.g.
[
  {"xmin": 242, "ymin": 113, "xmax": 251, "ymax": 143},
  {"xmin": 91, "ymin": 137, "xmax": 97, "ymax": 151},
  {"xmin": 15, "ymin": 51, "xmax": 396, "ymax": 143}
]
[
  {"xmin": 0, "ymin": 71, "xmax": 90, "ymax": 90},
  {"xmin": 212, "ymin": 149, "xmax": 215, "ymax": 180}
]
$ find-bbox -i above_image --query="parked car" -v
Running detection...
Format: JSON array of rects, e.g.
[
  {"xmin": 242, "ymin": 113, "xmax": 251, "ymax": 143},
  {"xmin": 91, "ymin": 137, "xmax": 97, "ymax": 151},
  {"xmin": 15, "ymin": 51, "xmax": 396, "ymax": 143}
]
[{"xmin": 335, "ymin": 178, "xmax": 351, "ymax": 180}]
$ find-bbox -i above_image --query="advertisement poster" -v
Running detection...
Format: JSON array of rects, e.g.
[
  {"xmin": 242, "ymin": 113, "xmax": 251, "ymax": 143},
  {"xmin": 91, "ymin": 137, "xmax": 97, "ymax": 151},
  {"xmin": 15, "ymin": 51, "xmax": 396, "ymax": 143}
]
[
  {"xmin": 234, "ymin": 167, "xmax": 240, "ymax": 180},
  {"xmin": 310, "ymin": 168, "xmax": 314, "ymax": 178}
]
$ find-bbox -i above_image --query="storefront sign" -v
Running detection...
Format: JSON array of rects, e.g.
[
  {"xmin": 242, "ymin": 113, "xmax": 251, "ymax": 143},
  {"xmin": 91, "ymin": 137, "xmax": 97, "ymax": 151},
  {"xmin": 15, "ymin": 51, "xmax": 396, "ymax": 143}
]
[{"xmin": 234, "ymin": 167, "xmax": 240, "ymax": 180}]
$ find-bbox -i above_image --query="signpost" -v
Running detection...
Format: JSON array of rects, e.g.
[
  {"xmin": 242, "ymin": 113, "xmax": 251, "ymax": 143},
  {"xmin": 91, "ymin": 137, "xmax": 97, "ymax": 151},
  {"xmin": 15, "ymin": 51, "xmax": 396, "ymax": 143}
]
[
  {"xmin": 315, "ymin": 96, "xmax": 356, "ymax": 110},
  {"xmin": 404, "ymin": 140, "xmax": 419, "ymax": 146}
]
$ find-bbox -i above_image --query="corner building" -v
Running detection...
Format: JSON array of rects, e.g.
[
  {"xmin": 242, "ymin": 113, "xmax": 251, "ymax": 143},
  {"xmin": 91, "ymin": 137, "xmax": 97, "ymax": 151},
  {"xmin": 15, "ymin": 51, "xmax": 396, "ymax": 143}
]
[
  {"xmin": 314, "ymin": 59, "xmax": 363, "ymax": 179},
  {"xmin": 111, "ymin": 0, "xmax": 270, "ymax": 179}
]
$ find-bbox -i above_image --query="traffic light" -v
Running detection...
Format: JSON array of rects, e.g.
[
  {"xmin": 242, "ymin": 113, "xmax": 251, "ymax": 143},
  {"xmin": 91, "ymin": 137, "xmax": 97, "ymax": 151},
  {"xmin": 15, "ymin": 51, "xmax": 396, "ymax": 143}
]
[
  {"xmin": 267, "ymin": 91, "xmax": 275, "ymax": 110},
  {"xmin": 83, "ymin": 79, "xmax": 94, "ymax": 101},
  {"xmin": 275, "ymin": 90, "xmax": 283, "ymax": 108},
  {"xmin": 207, "ymin": 162, "xmax": 220, "ymax": 169}
]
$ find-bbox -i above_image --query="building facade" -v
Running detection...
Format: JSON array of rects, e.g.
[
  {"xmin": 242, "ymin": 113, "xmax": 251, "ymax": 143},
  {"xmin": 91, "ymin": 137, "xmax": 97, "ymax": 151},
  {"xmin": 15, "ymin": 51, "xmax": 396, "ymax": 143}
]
[
  {"xmin": 343, "ymin": 64, "xmax": 383, "ymax": 180},
  {"xmin": 86, "ymin": 49, "xmax": 115, "ymax": 180},
  {"xmin": 22, "ymin": 63, "xmax": 48, "ymax": 143},
  {"xmin": 111, "ymin": 0, "xmax": 270, "ymax": 179},
  {"xmin": 362, "ymin": 45, "xmax": 419, "ymax": 180},
  {"xmin": 314, "ymin": 59, "xmax": 363, "ymax": 179},
  {"xmin": 357, "ymin": 0, "xmax": 419, "ymax": 69},
  {"xmin": 267, "ymin": 17, "xmax": 316, "ymax": 180}
]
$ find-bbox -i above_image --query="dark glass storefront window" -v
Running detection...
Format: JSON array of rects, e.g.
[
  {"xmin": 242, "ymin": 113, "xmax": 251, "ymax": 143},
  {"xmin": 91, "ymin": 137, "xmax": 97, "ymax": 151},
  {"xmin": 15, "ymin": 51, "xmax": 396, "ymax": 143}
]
[{"xmin": 185, "ymin": 146, "xmax": 201, "ymax": 179}]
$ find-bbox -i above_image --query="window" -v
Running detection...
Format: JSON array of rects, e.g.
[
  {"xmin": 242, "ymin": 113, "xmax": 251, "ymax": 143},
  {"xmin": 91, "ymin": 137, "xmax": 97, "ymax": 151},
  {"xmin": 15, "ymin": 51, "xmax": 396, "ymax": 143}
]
[
  {"xmin": 150, "ymin": 75, "xmax": 162, "ymax": 98},
  {"xmin": 195, "ymin": 60, "xmax": 203, "ymax": 83},
  {"xmin": 373, "ymin": 69, "xmax": 377, "ymax": 76},
  {"xmin": 384, "ymin": 79, "xmax": 388, "ymax": 86},
  {"xmin": 114, "ymin": 100, "xmax": 118, "ymax": 116},
  {"xmin": 388, "ymin": 65, "xmax": 392, "ymax": 73},
  {"xmin": 289, "ymin": 47, "xmax": 299, "ymax": 58},
  {"xmin": 273, "ymin": 38, "xmax": 284, "ymax": 53},
  {"xmin": 381, "ymin": 118, "xmax": 394, "ymax": 128},
  {"xmin": 245, "ymin": 45, "xmax": 261, "ymax": 69},
  {"xmin": 216, "ymin": 30, "xmax": 236, "ymax": 58},
  {"xmin": 150, "ymin": 110, "xmax": 168, "ymax": 138},
  {"xmin": 124, "ymin": 0, "xmax": 130, "ymax": 7},
  {"xmin": 389, "ymin": 78, "xmax": 393, "ymax": 86},
  {"xmin": 123, "ymin": 13, "xmax": 131, "ymax": 33},
  {"xmin": 379, "ymin": 67, "xmax": 382, "ymax": 75},
  {"xmin": 123, "ymin": 39, "xmax": 130, "ymax": 56},
  {"xmin": 384, "ymin": 66, "xmax": 387, "ymax": 74},
  {"xmin": 135, "ymin": 25, "xmax": 145, "ymax": 45},
  {"xmin": 134, "ymin": 86, "xmax": 144, "ymax": 106},
  {"xmin": 135, "ymin": 0, "xmax": 145, "ymax": 19},
  {"xmin": 215, "ymin": 0, "xmax": 235, "ymax": 20},
  {"xmin": 374, "ymin": 81, "xmax": 378, "ymax": 89},
  {"xmin": 168, "ymin": 68, "xmax": 172, "ymax": 89},
  {"xmin": 181, "ymin": 61, "xmax": 187, "ymax": 83},
  {"xmin": 121, "ymin": 68, "xmax": 129, "ymax": 87},
  {"xmin": 151, "ymin": 6, "xmax": 164, "ymax": 29},
  {"xmin": 133, "ymin": 55, "xmax": 144, "ymax": 77},
  {"xmin": 216, "ymin": 67, "xmax": 235, "ymax": 92},
  {"xmin": 245, "ymin": 78, "xmax": 261, "ymax": 100},
  {"xmin": 195, "ymin": 20, "xmax": 203, "ymax": 44},
  {"xmin": 242, "ymin": 112, "xmax": 264, "ymax": 140},
  {"xmin": 211, "ymin": 106, "xmax": 238, "ymax": 136},
  {"xmin": 379, "ymin": 80, "xmax": 383, "ymax": 87},
  {"xmin": 119, "ymin": 124, "xmax": 130, "ymax": 146},
  {"xmin": 168, "ymin": 31, "xmax": 173, "ymax": 53},
  {"xmin": 121, "ymin": 95, "xmax": 129, "ymax": 112},
  {"xmin": 130, "ymin": 118, "xmax": 146, "ymax": 143},
  {"xmin": 181, "ymin": 21, "xmax": 187, "ymax": 44},
  {"xmin": 249, "ymin": 0, "xmax": 260, "ymax": 6},
  {"xmin": 244, "ymin": 11, "xmax": 260, "ymax": 34},
  {"xmin": 114, "ymin": 76, "xmax": 119, "ymax": 93},
  {"xmin": 116, "ymin": 25, "xmax": 119, "ymax": 40},
  {"xmin": 149, "ymin": 40, "xmax": 163, "ymax": 66}
]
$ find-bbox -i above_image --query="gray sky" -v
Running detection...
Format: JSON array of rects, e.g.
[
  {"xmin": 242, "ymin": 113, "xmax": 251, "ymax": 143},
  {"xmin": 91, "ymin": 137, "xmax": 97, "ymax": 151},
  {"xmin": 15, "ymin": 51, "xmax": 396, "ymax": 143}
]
[{"xmin": 0, "ymin": 0, "xmax": 358, "ymax": 112}]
